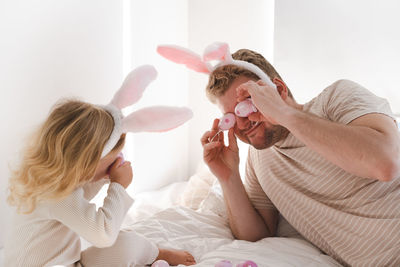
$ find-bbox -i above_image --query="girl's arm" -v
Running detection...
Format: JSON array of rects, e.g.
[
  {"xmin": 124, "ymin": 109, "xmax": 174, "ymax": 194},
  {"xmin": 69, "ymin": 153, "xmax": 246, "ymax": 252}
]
[
  {"xmin": 49, "ymin": 182, "xmax": 133, "ymax": 248},
  {"xmin": 82, "ymin": 178, "xmax": 109, "ymax": 201}
]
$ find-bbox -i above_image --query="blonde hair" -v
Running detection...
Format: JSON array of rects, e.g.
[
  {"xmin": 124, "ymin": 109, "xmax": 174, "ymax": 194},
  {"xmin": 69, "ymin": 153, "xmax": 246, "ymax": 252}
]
[
  {"xmin": 8, "ymin": 99, "xmax": 125, "ymax": 214},
  {"xmin": 206, "ymin": 48, "xmax": 292, "ymax": 103}
]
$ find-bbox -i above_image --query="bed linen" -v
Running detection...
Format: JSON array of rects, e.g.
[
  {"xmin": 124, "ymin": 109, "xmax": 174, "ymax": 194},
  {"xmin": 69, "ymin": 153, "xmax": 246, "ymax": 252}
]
[
  {"xmin": 126, "ymin": 206, "xmax": 341, "ymax": 267},
  {"xmin": 122, "ymin": 180, "xmax": 341, "ymax": 267}
]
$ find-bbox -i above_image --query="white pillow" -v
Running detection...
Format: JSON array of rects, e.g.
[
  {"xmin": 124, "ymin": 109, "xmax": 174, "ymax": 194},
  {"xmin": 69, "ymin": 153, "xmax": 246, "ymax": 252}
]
[
  {"xmin": 198, "ymin": 179, "xmax": 228, "ymax": 221},
  {"xmin": 178, "ymin": 166, "xmax": 216, "ymax": 210}
]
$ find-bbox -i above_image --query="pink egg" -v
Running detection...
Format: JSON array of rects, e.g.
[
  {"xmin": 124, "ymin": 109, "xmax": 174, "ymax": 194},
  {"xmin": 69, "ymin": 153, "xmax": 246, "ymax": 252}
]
[
  {"xmin": 215, "ymin": 259, "xmax": 233, "ymax": 267},
  {"xmin": 234, "ymin": 99, "xmax": 257, "ymax": 117},
  {"xmin": 236, "ymin": 260, "xmax": 258, "ymax": 267},
  {"xmin": 218, "ymin": 113, "xmax": 236, "ymax": 130},
  {"xmin": 151, "ymin": 259, "xmax": 170, "ymax": 267}
]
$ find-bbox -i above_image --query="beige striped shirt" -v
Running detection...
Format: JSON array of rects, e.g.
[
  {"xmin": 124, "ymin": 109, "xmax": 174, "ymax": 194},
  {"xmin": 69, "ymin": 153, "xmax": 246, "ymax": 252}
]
[{"xmin": 245, "ymin": 80, "xmax": 400, "ymax": 266}]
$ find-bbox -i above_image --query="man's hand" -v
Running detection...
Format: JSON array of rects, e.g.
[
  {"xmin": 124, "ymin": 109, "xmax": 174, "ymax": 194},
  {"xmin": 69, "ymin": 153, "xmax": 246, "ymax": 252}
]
[
  {"xmin": 201, "ymin": 119, "xmax": 240, "ymax": 182},
  {"xmin": 109, "ymin": 157, "xmax": 133, "ymax": 188},
  {"xmin": 236, "ymin": 80, "xmax": 289, "ymax": 125}
]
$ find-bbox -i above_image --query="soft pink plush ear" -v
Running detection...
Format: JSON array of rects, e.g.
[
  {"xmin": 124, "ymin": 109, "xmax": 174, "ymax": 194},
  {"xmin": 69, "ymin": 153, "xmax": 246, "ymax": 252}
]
[
  {"xmin": 203, "ymin": 42, "xmax": 232, "ymax": 63},
  {"xmin": 110, "ymin": 65, "xmax": 157, "ymax": 109},
  {"xmin": 157, "ymin": 45, "xmax": 211, "ymax": 74},
  {"xmin": 122, "ymin": 106, "xmax": 193, "ymax": 133}
]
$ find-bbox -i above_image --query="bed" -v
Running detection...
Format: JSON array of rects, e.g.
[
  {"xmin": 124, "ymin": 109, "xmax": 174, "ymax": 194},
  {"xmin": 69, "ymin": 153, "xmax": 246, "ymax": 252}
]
[
  {"xmin": 1, "ymin": 169, "xmax": 341, "ymax": 267},
  {"xmin": 112, "ymin": 168, "xmax": 342, "ymax": 267}
]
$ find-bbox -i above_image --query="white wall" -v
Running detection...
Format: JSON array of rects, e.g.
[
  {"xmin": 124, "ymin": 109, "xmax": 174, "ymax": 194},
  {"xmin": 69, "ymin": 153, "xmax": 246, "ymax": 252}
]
[
  {"xmin": 187, "ymin": 0, "xmax": 275, "ymax": 177},
  {"xmin": 126, "ymin": 0, "xmax": 190, "ymax": 194},
  {"xmin": 0, "ymin": 0, "xmax": 124, "ymax": 248},
  {"xmin": 274, "ymin": 0, "xmax": 400, "ymax": 114}
]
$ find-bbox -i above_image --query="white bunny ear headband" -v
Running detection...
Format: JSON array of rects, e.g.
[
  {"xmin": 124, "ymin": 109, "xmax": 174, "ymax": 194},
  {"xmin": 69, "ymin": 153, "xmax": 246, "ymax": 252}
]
[
  {"xmin": 157, "ymin": 42, "xmax": 276, "ymax": 131},
  {"xmin": 100, "ymin": 65, "xmax": 193, "ymax": 158}
]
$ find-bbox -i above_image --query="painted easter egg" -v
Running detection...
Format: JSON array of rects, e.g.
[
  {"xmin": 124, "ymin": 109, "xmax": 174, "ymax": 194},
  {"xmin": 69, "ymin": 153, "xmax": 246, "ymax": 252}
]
[
  {"xmin": 151, "ymin": 260, "xmax": 170, "ymax": 267},
  {"xmin": 218, "ymin": 113, "xmax": 236, "ymax": 130},
  {"xmin": 234, "ymin": 99, "xmax": 257, "ymax": 117}
]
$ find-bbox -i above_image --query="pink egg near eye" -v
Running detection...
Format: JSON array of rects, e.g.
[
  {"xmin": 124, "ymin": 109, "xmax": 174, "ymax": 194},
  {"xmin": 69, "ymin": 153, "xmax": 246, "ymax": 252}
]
[
  {"xmin": 234, "ymin": 99, "xmax": 257, "ymax": 117},
  {"xmin": 218, "ymin": 113, "xmax": 236, "ymax": 130}
]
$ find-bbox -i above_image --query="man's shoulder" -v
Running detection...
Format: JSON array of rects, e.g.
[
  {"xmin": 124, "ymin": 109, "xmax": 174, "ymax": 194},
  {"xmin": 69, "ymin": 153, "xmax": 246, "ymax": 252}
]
[
  {"xmin": 314, "ymin": 79, "xmax": 371, "ymax": 107},
  {"xmin": 322, "ymin": 79, "xmax": 363, "ymax": 96}
]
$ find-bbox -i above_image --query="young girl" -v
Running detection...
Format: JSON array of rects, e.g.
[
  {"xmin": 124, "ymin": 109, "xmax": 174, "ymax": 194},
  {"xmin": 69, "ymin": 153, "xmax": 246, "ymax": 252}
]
[{"xmin": 4, "ymin": 66, "xmax": 195, "ymax": 266}]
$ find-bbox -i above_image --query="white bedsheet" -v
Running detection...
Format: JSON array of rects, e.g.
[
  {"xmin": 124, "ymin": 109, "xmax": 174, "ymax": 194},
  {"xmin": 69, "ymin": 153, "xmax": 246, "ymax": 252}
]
[
  {"xmin": 2, "ymin": 181, "xmax": 341, "ymax": 267},
  {"xmin": 128, "ymin": 207, "xmax": 341, "ymax": 267}
]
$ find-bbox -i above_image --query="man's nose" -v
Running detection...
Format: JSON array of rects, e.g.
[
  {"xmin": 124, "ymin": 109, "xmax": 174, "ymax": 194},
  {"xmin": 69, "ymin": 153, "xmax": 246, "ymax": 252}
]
[{"xmin": 235, "ymin": 116, "xmax": 250, "ymax": 130}]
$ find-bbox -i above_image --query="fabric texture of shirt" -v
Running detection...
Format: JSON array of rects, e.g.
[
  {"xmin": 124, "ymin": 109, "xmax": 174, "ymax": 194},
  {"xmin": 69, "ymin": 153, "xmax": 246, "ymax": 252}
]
[
  {"xmin": 245, "ymin": 79, "xmax": 400, "ymax": 266},
  {"xmin": 4, "ymin": 179, "xmax": 134, "ymax": 267}
]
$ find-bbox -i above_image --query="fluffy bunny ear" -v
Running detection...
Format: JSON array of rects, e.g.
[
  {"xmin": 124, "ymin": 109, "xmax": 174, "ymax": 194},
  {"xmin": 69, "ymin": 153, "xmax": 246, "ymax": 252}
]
[
  {"xmin": 157, "ymin": 45, "xmax": 211, "ymax": 74},
  {"xmin": 110, "ymin": 65, "xmax": 157, "ymax": 109},
  {"xmin": 122, "ymin": 106, "xmax": 193, "ymax": 133},
  {"xmin": 203, "ymin": 42, "xmax": 233, "ymax": 63}
]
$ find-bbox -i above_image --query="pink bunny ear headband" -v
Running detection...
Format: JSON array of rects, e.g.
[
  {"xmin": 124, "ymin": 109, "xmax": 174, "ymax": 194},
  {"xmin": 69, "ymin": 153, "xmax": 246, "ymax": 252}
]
[
  {"xmin": 157, "ymin": 42, "xmax": 276, "ymax": 131},
  {"xmin": 100, "ymin": 65, "xmax": 193, "ymax": 158}
]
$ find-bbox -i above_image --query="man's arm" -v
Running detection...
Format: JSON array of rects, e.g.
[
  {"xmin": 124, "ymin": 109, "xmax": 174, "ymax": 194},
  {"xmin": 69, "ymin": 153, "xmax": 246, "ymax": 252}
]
[
  {"xmin": 220, "ymin": 172, "xmax": 278, "ymax": 241},
  {"xmin": 201, "ymin": 119, "xmax": 278, "ymax": 241},
  {"xmin": 282, "ymin": 110, "xmax": 400, "ymax": 181},
  {"xmin": 237, "ymin": 80, "xmax": 400, "ymax": 182}
]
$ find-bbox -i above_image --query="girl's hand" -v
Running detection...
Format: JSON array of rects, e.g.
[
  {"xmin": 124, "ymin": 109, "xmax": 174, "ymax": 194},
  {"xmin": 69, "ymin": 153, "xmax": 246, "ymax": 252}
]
[{"xmin": 109, "ymin": 157, "xmax": 133, "ymax": 188}]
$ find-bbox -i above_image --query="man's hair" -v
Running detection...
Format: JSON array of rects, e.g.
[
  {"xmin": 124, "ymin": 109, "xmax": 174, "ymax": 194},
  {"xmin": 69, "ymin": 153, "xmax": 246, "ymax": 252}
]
[{"xmin": 205, "ymin": 49, "xmax": 292, "ymax": 103}]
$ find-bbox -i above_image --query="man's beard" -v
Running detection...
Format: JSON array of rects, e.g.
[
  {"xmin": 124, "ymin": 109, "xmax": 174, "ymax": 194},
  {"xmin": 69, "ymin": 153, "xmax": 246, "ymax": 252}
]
[{"xmin": 251, "ymin": 124, "xmax": 289, "ymax": 150}]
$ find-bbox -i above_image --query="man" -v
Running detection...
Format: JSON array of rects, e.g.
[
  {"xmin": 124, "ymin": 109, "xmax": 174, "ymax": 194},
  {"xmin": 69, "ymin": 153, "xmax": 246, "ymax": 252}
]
[{"xmin": 200, "ymin": 48, "xmax": 400, "ymax": 266}]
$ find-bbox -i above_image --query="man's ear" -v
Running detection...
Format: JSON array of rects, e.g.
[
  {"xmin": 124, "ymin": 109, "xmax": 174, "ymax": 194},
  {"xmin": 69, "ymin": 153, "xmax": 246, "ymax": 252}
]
[{"xmin": 273, "ymin": 78, "xmax": 288, "ymax": 100}]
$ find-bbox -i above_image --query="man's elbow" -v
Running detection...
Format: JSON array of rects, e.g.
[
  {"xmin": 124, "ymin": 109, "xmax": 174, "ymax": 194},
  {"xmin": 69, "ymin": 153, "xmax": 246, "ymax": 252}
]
[
  {"xmin": 376, "ymin": 158, "xmax": 400, "ymax": 182},
  {"xmin": 232, "ymin": 228, "xmax": 273, "ymax": 242}
]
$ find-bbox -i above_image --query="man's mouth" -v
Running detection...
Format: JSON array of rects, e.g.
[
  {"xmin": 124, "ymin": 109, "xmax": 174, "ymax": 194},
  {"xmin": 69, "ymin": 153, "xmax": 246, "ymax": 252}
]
[{"xmin": 245, "ymin": 121, "xmax": 261, "ymax": 136}]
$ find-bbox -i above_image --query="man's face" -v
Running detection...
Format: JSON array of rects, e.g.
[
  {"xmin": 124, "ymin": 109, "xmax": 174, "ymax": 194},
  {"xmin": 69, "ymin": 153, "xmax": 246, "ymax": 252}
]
[{"xmin": 215, "ymin": 76, "xmax": 288, "ymax": 149}]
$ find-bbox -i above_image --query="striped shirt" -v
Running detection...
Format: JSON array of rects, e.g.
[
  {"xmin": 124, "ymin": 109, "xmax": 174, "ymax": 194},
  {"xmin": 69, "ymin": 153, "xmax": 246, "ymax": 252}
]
[{"xmin": 245, "ymin": 80, "xmax": 400, "ymax": 266}]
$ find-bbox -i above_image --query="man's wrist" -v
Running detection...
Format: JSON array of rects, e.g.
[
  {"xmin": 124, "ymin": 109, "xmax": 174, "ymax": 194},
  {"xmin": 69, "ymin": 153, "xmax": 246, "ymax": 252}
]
[{"xmin": 277, "ymin": 106, "xmax": 301, "ymax": 128}]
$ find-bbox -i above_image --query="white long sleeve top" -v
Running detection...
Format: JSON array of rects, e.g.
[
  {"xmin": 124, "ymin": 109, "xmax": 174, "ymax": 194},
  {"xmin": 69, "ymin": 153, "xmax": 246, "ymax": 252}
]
[{"xmin": 4, "ymin": 179, "xmax": 133, "ymax": 267}]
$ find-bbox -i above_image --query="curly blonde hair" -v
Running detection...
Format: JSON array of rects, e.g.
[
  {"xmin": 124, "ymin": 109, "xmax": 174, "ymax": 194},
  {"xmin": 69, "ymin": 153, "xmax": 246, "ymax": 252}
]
[
  {"xmin": 206, "ymin": 48, "xmax": 292, "ymax": 103},
  {"xmin": 8, "ymin": 99, "xmax": 125, "ymax": 214}
]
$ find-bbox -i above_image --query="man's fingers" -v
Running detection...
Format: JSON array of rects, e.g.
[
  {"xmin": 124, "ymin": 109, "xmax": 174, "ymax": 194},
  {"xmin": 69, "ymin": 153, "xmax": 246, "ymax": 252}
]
[
  {"xmin": 201, "ymin": 131, "xmax": 212, "ymax": 146},
  {"xmin": 257, "ymin": 79, "xmax": 267, "ymax": 86},
  {"xmin": 212, "ymin": 118, "xmax": 220, "ymax": 131},
  {"xmin": 228, "ymin": 128, "xmax": 239, "ymax": 152},
  {"xmin": 236, "ymin": 84, "xmax": 251, "ymax": 101},
  {"xmin": 203, "ymin": 142, "xmax": 222, "ymax": 157}
]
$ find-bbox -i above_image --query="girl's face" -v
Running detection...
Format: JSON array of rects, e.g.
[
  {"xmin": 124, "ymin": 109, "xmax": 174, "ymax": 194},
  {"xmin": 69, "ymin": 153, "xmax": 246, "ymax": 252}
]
[{"xmin": 92, "ymin": 147, "xmax": 123, "ymax": 181}]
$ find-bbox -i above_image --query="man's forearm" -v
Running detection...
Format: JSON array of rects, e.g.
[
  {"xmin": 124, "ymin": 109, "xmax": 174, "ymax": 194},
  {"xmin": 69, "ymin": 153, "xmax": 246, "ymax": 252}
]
[
  {"xmin": 220, "ymin": 173, "xmax": 273, "ymax": 241},
  {"xmin": 280, "ymin": 108, "xmax": 400, "ymax": 181}
]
